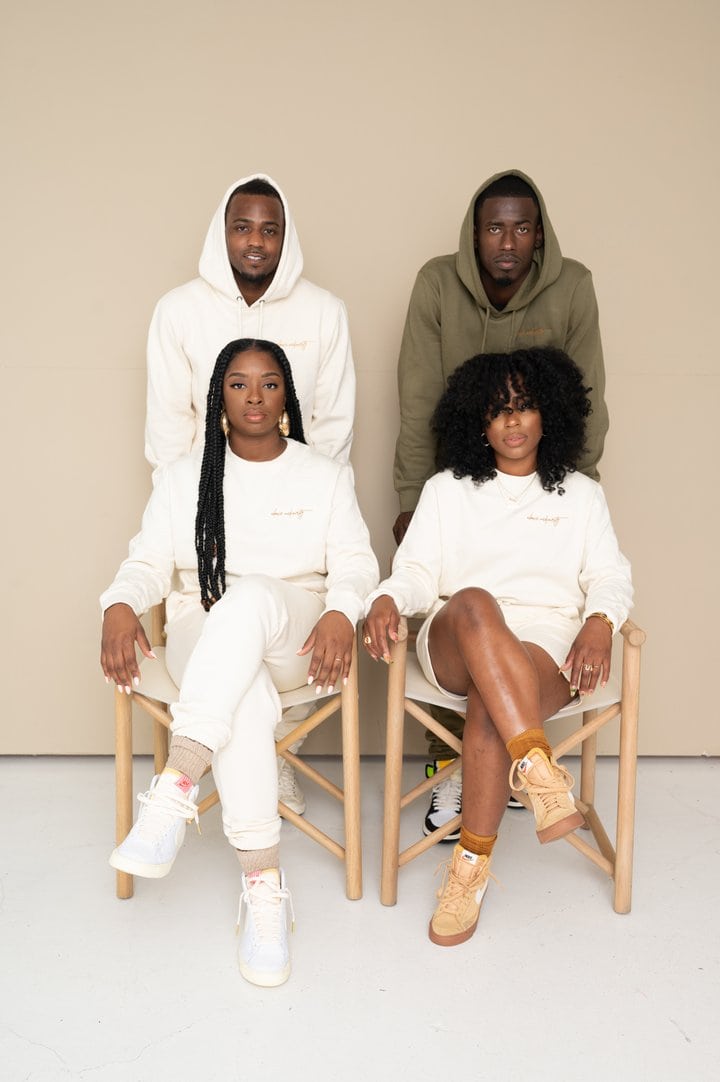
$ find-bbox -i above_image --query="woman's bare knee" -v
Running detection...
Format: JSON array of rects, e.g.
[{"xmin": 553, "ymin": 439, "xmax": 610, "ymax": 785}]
[{"xmin": 444, "ymin": 588, "xmax": 502, "ymax": 632}]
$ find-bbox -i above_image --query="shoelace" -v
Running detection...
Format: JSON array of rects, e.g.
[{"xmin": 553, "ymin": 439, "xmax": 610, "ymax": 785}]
[
  {"xmin": 237, "ymin": 876, "xmax": 296, "ymax": 938},
  {"xmin": 508, "ymin": 758, "xmax": 575, "ymax": 813},
  {"xmin": 433, "ymin": 857, "xmax": 497, "ymax": 910},
  {"xmin": 430, "ymin": 770, "xmax": 462, "ymax": 813},
  {"xmin": 135, "ymin": 785, "xmax": 200, "ymax": 837}
]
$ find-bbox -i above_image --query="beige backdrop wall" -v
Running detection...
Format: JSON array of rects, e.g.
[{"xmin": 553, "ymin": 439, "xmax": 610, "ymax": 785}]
[{"xmin": 2, "ymin": 0, "xmax": 718, "ymax": 755}]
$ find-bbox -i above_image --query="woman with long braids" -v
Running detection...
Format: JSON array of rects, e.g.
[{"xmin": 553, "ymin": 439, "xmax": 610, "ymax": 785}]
[
  {"xmin": 363, "ymin": 347, "xmax": 633, "ymax": 948},
  {"xmin": 100, "ymin": 338, "xmax": 378, "ymax": 987}
]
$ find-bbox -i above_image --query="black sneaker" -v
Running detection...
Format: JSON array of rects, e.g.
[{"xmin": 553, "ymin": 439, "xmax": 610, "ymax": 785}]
[
  {"xmin": 506, "ymin": 791, "xmax": 526, "ymax": 810},
  {"xmin": 423, "ymin": 759, "xmax": 462, "ymax": 841}
]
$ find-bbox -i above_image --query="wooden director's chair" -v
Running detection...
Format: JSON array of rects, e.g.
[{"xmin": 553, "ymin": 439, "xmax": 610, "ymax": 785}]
[
  {"xmin": 113, "ymin": 604, "xmax": 362, "ymax": 901},
  {"xmin": 381, "ymin": 617, "xmax": 646, "ymax": 914}
]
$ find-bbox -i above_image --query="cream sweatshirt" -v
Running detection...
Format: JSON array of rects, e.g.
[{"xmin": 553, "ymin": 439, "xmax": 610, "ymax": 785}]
[
  {"xmin": 101, "ymin": 441, "xmax": 379, "ymax": 627},
  {"xmin": 145, "ymin": 173, "xmax": 355, "ymax": 469},
  {"xmin": 367, "ymin": 469, "xmax": 632, "ymax": 631}
]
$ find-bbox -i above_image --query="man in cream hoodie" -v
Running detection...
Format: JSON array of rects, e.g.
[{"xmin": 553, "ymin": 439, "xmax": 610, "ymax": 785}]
[
  {"xmin": 145, "ymin": 173, "xmax": 355, "ymax": 468},
  {"xmin": 145, "ymin": 174, "xmax": 356, "ymax": 813}
]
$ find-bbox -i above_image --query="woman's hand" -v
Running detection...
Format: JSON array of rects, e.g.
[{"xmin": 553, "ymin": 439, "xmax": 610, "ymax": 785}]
[
  {"xmin": 560, "ymin": 617, "xmax": 612, "ymax": 696},
  {"xmin": 362, "ymin": 594, "xmax": 400, "ymax": 663},
  {"xmin": 101, "ymin": 603, "xmax": 156, "ymax": 693},
  {"xmin": 298, "ymin": 610, "xmax": 354, "ymax": 693}
]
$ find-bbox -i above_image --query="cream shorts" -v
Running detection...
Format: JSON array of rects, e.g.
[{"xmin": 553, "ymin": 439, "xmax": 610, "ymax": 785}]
[{"xmin": 415, "ymin": 598, "xmax": 581, "ymax": 701}]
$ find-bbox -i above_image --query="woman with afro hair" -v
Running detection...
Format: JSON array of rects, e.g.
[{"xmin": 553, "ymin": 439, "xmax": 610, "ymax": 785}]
[
  {"xmin": 100, "ymin": 338, "xmax": 378, "ymax": 987},
  {"xmin": 363, "ymin": 347, "xmax": 632, "ymax": 948}
]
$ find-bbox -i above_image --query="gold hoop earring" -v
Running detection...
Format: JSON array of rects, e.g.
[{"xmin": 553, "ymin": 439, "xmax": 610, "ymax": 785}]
[
  {"xmin": 278, "ymin": 410, "xmax": 290, "ymax": 437},
  {"xmin": 220, "ymin": 410, "xmax": 230, "ymax": 438}
]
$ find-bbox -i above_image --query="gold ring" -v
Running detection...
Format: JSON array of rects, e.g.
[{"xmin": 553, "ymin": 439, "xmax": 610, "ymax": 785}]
[
  {"xmin": 583, "ymin": 663, "xmax": 593, "ymax": 672},
  {"xmin": 334, "ymin": 657, "xmax": 342, "ymax": 662},
  {"xmin": 363, "ymin": 635, "xmax": 372, "ymax": 645}
]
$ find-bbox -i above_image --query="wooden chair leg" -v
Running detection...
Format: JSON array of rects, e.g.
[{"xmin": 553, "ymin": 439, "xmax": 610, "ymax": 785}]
[
  {"xmin": 341, "ymin": 639, "xmax": 362, "ymax": 900},
  {"xmin": 381, "ymin": 634, "xmax": 408, "ymax": 906},
  {"xmin": 153, "ymin": 715, "xmax": 169, "ymax": 775},
  {"xmin": 613, "ymin": 637, "xmax": 642, "ymax": 913},
  {"xmin": 579, "ymin": 707, "xmax": 598, "ymax": 805},
  {"xmin": 115, "ymin": 690, "xmax": 134, "ymax": 899}
]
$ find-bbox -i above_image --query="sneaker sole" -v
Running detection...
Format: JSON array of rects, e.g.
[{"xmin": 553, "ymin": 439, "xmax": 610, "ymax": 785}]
[
  {"xmin": 238, "ymin": 961, "xmax": 291, "ymax": 987},
  {"xmin": 422, "ymin": 822, "xmax": 461, "ymax": 842},
  {"xmin": 537, "ymin": 808, "xmax": 586, "ymax": 844},
  {"xmin": 109, "ymin": 849, "xmax": 176, "ymax": 878},
  {"xmin": 428, "ymin": 893, "xmax": 486, "ymax": 947}
]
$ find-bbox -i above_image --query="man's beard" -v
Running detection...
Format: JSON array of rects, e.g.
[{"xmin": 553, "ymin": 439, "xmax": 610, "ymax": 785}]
[
  {"xmin": 492, "ymin": 274, "xmax": 513, "ymax": 288},
  {"xmin": 236, "ymin": 266, "xmax": 273, "ymax": 285}
]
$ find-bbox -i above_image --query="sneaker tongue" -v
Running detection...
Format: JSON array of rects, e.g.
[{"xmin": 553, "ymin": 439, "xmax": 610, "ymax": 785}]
[
  {"xmin": 249, "ymin": 868, "xmax": 280, "ymax": 888},
  {"xmin": 521, "ymin": 752, "xmax": 553, "ymax": 781},
  {"xmin": 160, "ymin": 769, "xmax": 194, "ymax": 795}
]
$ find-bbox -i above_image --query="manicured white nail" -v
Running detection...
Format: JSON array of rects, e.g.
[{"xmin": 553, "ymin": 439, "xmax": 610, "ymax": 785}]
[
  {"xmin": 104, "ymin": 676, "xmax": 109, "ymax": 684},
  {"xmin": 327, "ymin": 685, "xmax": 334, "ymax": 694},
  {"xmin": 307, "ymin": 676, "xmax": 314, "ymax": 685},
  {"xmin": 133, "ymin": 676, "xmax": 140, "ymax": 687},
  {"xmin": 149, "ymin": 651, "xmax": 157, "ymax": 660},
  {"xmin": 315, "ymin": 685, "xmax": 322, "ymax": 695}
]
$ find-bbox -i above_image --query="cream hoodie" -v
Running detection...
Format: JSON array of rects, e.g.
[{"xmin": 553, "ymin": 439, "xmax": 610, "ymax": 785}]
[{"xmin": 145, "ymin": 174, "xmax": 355, "ymax": 468}]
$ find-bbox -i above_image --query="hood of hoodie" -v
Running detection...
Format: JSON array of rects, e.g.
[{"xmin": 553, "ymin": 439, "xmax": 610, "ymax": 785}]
[
  {"xmin": 198, "ymin": 172, "xmax": 304, "ymax": 306},
  {"xmin": 456, "ymin": 169, "xmax": 563, "ymax": 313}
]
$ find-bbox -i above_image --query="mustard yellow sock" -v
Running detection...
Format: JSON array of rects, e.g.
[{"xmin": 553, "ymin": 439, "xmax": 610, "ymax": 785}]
[
  {"xmin": 458, "ymin": 828, "xmax": 497, "ymax": 858},
  {"xmin": 506, "ymin": 728, "xmax": 551, "ymax": 764}
]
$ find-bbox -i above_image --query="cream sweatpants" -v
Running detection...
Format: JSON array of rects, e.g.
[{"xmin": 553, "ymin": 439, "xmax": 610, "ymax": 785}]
[{"xmin": 165, "ymin": 575, "xmax": 324, "ymax": 850}]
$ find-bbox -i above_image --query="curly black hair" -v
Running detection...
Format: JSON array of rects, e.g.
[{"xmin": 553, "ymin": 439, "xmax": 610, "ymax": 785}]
[
  {"xmin": 433, "ymin": 347, "xmax": 591, "ymax": 494},
  {"xmin": 195, "ymin": 338, "xmax": 306, "ymax": 611}
]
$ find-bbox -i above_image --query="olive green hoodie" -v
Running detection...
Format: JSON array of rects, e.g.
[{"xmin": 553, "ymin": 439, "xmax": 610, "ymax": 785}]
[{"xmin": 394, "ymin": 169, "xmax": 608, "ymax": 512}]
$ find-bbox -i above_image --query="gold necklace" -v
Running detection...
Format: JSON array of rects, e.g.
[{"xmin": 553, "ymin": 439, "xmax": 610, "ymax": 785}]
[{"xmin": 495, "ymin": 472, "xmax": 537, "ymax": 504}]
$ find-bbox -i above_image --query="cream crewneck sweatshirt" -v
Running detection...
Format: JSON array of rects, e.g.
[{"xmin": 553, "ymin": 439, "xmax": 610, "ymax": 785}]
[
  {"xmin": 367, "ymin": 469, "xmax": 632, "ymax": 632},
  {"xmin": 101, "ymin": 441, "xmax": 379, "ymax": 627}
]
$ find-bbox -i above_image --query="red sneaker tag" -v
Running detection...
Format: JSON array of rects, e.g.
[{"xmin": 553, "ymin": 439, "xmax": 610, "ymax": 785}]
[{"xmin": 174, "ymin": 774, "xmax": 194, "ymax": 794}]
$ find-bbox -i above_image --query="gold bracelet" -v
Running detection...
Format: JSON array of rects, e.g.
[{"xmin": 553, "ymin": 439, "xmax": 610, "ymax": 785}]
[{"xmin": 587, "ymin": 611, "xmax": 614, "ymax": 634}]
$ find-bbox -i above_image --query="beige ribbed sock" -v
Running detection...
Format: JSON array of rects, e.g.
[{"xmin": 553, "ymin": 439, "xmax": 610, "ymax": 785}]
[
  {"xmin": 236, "ymin": 845, "xmax": 280, "ymax": 876},
  {"xmin": 165, "ymin": 736, "xmax": 213, "ymax": 784}
]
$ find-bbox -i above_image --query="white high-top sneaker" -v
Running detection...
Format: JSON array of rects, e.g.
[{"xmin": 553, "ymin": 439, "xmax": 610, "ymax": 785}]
[
  {"xmin": 109, "ymin": 773, "xmax": 199, "ymax": 878},
  {"xmin": 237, "ymin": 868, "xmax": 294, "ymax": 987}
]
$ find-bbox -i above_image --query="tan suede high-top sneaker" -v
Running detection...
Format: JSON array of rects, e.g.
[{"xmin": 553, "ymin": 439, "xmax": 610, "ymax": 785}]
[
  {"xmin": 429, "ymin": 845, "xmax": 493, "ymax": 947},
  {"xmin": 509, "ymin": 748, "xmax": 585, "ymax": 843}
]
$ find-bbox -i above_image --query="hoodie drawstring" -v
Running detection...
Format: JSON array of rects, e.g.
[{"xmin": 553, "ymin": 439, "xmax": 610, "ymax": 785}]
[{"xmin": 235, "ymin": 297, "xmax": 265, "ymax": 338}]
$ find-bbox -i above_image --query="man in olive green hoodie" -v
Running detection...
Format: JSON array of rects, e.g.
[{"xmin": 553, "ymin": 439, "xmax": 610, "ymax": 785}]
[{"xmin": 392, "ymin": 169, "xmax": 608, "ymax": 838}]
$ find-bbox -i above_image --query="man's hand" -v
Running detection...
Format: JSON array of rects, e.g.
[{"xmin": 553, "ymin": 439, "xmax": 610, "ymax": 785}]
[{"xmin": 392, "ymin": 511, "xmax": 414, "ymax": 546}]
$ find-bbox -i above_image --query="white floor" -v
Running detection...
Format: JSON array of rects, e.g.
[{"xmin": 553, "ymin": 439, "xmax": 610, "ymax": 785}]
[{"xmin": 1, "ymin": 755, "xmax": 718, "ymax": 1082}]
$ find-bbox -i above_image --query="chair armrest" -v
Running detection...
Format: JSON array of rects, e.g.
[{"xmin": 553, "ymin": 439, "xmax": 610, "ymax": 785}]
[
  {"xmin": 150, "ymin": 601, "xmax": 167, "ymax": 648},
  {"xmin": 619, "ymin": 619, "xmax": 646, "ymax": 648}
]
